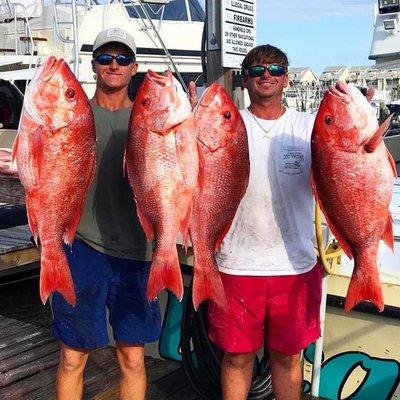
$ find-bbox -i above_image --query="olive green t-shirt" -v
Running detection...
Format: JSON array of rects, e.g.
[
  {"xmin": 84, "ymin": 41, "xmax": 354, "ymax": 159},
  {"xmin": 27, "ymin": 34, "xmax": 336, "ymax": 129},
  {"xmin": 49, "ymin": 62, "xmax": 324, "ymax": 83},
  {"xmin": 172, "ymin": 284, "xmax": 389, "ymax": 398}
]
[{"xmin": 76, "ymin": 102, "xmax": 152, "ymax": 261}]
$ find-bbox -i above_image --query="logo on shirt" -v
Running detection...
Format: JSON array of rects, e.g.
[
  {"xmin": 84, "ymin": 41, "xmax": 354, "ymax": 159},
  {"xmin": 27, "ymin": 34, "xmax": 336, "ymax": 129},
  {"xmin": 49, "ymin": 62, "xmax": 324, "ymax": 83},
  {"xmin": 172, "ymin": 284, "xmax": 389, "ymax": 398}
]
[{"xmin": 279, "ymin": 146, "xmax": 305, "ymax": 175}]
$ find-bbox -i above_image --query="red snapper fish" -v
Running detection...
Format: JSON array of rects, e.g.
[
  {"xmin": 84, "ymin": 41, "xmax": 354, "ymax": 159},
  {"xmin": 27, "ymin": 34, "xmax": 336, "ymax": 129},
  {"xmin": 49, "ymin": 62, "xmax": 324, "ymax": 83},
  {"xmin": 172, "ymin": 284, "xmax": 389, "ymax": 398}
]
[
  {"xmin": 126, "ymin": 70, "xmax": 197, "ymax": 302},
  {"xmin": 311, "ymin": 81, "xmax": 396, "ymax": 311},
  {"xmin": 13, "ymin": 56, "xmax": 96, "ymax": 305},
  {"xmin": 189, "ymin": 83, "xmax": 250, "ymax": 310}
]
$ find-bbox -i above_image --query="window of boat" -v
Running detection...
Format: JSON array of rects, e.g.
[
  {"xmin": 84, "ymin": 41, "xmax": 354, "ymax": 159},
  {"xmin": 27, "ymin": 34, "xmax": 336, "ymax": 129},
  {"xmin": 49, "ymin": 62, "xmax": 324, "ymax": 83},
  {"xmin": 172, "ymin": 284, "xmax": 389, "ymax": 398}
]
[
  {"xmin": 125, "ymin": 0, "xmax": 188, "ymax": 21},
  {"xmin": 189, "ymin": 0, "xmax": 205, "ymax": 21}
]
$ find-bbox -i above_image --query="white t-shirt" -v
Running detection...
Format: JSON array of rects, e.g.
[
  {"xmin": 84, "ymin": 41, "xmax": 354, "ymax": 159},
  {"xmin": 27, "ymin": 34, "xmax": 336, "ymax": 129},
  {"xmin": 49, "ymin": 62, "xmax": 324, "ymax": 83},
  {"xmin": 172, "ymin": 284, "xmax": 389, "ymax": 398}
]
[{"xmin": 216, "ymin": 107, "xmax": 317, "ymax": 276}]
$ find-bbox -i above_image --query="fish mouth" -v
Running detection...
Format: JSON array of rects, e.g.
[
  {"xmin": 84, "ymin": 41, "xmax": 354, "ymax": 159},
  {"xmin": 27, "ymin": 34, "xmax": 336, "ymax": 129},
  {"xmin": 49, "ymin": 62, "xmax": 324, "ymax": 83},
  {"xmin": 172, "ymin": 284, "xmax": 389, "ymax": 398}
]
[
  {"xmin": 147, "ymin": 69, "xmax": 172, "ymax": 87},
  {"xmin": 23, "ymin": 56, "xmax": 64, "ymax": 126},
  {"xmin": 41, "ymin": 56, "xmax": 64, "ymax": 82},
  {"xmin": 329, "ymin": 81, "xmax": 352, "ymax": 104},
  {"xmin": 195, "ymin": 83, "xmax": 222, "ymax": 113},
  {"xmin": 146, "ymin": 69, "xmax": 191, "ymax": 131}
]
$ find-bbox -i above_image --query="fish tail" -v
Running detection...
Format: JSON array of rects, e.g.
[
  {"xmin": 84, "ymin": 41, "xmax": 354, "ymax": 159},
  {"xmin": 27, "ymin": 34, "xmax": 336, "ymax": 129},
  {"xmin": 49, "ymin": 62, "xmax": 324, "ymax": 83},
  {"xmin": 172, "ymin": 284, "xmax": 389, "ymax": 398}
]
[
  {"xmin": 40, "ymin": 247, "xmax": 76, "ymax": 306},
  {"xmin": 345, "ymin": 249, "xmax": 383, "ymax": 312},
  {"xmin": 192, "ymin": 249, "xmax": 227, "ymax": 311},
  {"xmin": 147, "ymin": 247, "xmax": 183, "ymax": 302}
]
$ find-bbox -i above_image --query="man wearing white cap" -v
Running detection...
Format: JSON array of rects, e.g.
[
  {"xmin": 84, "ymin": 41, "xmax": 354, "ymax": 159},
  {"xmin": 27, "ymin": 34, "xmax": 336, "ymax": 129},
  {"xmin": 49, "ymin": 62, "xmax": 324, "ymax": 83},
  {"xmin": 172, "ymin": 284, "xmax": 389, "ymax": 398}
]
[{"xmin": 52, "ymin": 28, "xmax": 161, "ymax": 400}]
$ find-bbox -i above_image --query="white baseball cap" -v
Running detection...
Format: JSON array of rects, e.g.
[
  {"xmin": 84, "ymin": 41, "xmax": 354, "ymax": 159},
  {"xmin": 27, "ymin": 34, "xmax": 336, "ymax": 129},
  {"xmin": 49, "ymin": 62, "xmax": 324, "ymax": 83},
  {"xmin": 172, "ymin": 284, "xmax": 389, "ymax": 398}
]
[{"xmin": 93, "ymin": 28, "xmax": 136, "ymax": 56}]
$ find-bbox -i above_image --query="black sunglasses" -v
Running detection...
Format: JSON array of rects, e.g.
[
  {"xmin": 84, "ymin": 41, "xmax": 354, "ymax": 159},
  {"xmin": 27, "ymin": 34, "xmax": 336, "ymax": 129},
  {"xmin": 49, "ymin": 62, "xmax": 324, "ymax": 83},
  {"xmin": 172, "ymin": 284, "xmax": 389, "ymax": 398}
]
[
  {"xmin": 244, "ymin": 64, "xmax": 286, "ymax": 78},
  {"xmin": 94, "ymin": 53, "xmax": 135, "ymax": 66}
]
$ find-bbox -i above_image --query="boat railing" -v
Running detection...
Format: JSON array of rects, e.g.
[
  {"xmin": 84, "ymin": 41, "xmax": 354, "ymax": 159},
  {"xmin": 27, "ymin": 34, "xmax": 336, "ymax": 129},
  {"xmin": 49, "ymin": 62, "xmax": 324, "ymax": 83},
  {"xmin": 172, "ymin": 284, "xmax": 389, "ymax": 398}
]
[
  {"xmin": 109, "ymin": 0, "xmax": 189, "ymax": 92},
  {"xmin": 138, "ymin": 0, "xmax": 187, "ymax": 91},
  {"xmin": 52, "ymin": 0, "xmax": 91, "ymax": 79},
  {"xmin": 0, "ymin": 0, "xmax": 35, "ymax": 63}
]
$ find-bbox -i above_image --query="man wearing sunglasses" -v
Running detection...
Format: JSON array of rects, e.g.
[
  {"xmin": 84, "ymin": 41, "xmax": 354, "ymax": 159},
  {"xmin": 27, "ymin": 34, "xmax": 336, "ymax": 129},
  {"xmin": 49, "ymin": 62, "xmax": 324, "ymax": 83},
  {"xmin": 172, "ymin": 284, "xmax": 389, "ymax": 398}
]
[
  {"xmin": 207, "ymin": 45, "xmax": 322, "ymax": 400},
  {"xmin": 52, "ymin": 28, "xmax": 161, "ymax": 400}
]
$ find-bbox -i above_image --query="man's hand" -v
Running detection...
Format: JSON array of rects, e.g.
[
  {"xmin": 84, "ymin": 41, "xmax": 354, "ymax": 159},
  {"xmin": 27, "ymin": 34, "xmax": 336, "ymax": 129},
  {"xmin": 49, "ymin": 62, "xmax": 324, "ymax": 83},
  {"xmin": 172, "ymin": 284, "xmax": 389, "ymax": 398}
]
[
  {"xmin": 188, "ymin": 81, "xmax": 198, "ymax": 109},
  {"xmin": 366, "ymin": 86, "xmax": 375, "ymax": 103}
]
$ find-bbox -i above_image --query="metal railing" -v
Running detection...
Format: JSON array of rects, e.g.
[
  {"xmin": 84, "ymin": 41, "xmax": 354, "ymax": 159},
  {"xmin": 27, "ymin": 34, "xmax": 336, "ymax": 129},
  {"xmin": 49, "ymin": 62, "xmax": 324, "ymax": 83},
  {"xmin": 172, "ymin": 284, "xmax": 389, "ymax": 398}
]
[
  {"xmin": 121, "ymin": 0, "xmax": 189, "ymax": 93},
  {"xmin": 0, "ymin": 0, "xmax": 35, "ymax": 61},
  {"xmin": 52, "ymin": 0, "xmax": 91, "ymax": 78}
]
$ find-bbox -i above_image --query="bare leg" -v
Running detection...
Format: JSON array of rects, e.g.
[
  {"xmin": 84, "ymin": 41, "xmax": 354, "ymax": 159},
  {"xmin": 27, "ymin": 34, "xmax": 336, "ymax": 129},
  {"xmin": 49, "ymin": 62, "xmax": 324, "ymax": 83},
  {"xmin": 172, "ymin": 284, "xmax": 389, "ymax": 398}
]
[
  {"xmin": 56, "ymin": 343, "xmax": 89, "ymax": 400},
  {"xmin": 269, "ymin": 349, "xmax": 302, "ymax": 400},
  {"xmin": 221, "ymin": 351, "xmax": 257, "ymax": 400},
  {"xmin": 116, "ymin": 342, "xmax": 146, "ymax": 400}
]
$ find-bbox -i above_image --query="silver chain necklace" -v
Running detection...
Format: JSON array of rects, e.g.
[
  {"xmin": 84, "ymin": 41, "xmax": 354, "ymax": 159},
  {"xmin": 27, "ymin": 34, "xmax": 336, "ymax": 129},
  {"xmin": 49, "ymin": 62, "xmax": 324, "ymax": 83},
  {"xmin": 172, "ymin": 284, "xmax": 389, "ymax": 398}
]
[{"xmin": 247, "ymin": 106, "xmax": 285, "ymax": 138}]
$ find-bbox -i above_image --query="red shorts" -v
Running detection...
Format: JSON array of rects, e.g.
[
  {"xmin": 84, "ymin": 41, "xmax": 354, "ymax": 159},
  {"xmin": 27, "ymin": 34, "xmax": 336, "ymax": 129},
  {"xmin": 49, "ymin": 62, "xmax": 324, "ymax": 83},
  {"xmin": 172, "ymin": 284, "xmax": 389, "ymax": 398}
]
[{"xmin": 208, "ymin": 264, "xmax": 322, "ymax": 356}]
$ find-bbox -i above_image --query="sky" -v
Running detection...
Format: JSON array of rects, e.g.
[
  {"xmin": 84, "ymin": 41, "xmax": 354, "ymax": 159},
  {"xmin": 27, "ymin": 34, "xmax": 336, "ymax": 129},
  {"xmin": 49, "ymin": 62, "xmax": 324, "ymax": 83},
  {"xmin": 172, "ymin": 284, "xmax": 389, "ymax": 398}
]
[{"xmin": 256, "ymin": 0, "xmax": 376, "ymax": 76}]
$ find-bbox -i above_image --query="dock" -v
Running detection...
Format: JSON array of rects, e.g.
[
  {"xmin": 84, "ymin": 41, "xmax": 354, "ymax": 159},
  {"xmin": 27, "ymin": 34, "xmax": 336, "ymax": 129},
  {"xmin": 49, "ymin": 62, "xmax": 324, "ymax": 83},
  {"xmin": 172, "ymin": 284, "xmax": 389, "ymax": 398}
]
[
  {"xmin": 0, "ymin": 174, "xmax": 25, "ymax": 206},
  {"xmin": 0, "ymin": 203, "xmax": 40, "ymax": 276},
  {"xmin": 0, "ymin": 275, "xmax": 200, "ymax": 399},
  {"xmin": 0, "ymin": 274, "xmax": 328, "ymax": 400},
  {"xmin": 0, "ymin": 180, "xmax": 326, "ymax": 400}
]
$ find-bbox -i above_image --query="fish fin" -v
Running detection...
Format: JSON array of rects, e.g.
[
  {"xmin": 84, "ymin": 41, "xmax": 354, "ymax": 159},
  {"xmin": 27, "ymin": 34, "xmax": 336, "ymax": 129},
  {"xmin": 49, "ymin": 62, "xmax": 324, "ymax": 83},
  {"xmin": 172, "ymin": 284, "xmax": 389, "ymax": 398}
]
[
  {"xmin": 311, "ymin": 172, "xmax": 353, "ymax": 259},
  {"xmin": 135, "ymin": 201, "xmax": 154, "ymax": 241},
  {"xmin": 64, "ymin": 151, "xmax": 96, "ymax": 246},
  {"xmin": 40, "ymin": 246, "xmax": 76, "ymax": 306},
  {"xmin": 197, "ymin": 140, "xmax": 206, "ymax": 190},
  {"xmin": 364, "ymin": 114, "xmax": 393, "ymax": 153},
  {"xmin": 11, "ymin": 131, "xmax": 19, "ymax": 164},
  {"xmin": 64, "ymin": 209, "xmax": 82, "ymax": 246},
  {"xmin": 382, "ymin": 215, "xmax": 394, "ymax": 251},
  {"xmin": 386, "ymin": 148, "xmax": 397, "ymax": 178},
  {"xmin": 29, "ymin": 126, "xmax": 44, "ymax": 181},
  {"xmin": 215, "ymin": 218, "xmax": 234, "ymax": 252},
  {"xmin": 147, "ymin": 247, "xmax": 183, "ymax": 302},
  {"xmin": 345, "ymin": 251, "xmax": 383, "ymax": 312},
  {"xmin": 192, "ymin": 253, "xmax": 227, "ymax": 311},
  {"xmin": 26, "ymin": 200, "xmax": 39, "ymax": 244},
  {"xmin": 179, "ymin": 200, "xmax": 192, "ymax": 249},
  {"xmin": 89, "ymin": 148, "xmax": 97, "ymax": 184},
  {"xmin": 176, "ymin": 118, "xmax": 199, "ymax": 187},
  {"xmin": 122, "ymin": 148, "xmax": 127, "ymax": 179}
]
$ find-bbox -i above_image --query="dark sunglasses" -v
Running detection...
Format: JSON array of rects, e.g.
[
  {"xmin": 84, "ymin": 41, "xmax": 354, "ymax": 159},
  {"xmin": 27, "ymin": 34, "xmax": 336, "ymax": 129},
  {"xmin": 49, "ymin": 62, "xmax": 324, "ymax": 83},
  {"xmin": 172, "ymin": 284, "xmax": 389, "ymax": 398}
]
[
  {"xmin": 94, "ymin": 53, "xmax": 135, "ymax": 66},
  {"xmin": 244, "ymin": 64, "xmax": 286, "ymax": 78}
]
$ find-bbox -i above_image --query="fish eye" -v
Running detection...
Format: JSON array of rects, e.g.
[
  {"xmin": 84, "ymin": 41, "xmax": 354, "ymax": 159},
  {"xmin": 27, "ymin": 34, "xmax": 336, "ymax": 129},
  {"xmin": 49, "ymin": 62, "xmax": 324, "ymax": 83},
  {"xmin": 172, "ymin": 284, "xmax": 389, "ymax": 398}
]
[
  {"xmin": 223, "ymin": 111, "xmax": 231, "ymax": 120},
  {"xmin": 325, "ymin": 115, "xmax": 334, "ymax": 125},
  {"xmin": 65, "ymin": 88, "xmax": 75, "ymax": 99},
  {"xmin": 141, "ymin": 98, "xmax": 150, "ymax": 108}
]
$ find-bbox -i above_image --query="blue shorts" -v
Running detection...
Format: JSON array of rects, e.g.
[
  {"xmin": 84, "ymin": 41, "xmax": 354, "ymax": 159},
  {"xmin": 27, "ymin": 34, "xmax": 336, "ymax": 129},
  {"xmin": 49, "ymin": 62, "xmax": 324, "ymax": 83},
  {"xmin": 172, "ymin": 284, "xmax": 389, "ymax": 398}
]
[{"xmin": 52, "ymin": 239, "xmax": 161, "ymax": 349}]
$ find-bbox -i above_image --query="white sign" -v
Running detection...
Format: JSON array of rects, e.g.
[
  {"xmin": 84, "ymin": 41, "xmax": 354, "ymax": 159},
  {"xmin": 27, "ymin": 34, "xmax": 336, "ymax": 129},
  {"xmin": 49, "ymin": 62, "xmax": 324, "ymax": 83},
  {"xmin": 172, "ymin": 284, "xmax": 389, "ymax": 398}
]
[{"xmin": 221, "ymin": 0, "xmax": 257, "ymax": 68}]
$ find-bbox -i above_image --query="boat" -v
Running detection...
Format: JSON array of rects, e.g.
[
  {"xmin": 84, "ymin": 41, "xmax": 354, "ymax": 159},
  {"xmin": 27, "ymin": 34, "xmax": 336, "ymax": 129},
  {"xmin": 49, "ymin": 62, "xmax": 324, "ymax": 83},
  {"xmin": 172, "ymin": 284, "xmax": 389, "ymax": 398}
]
[{"xmin": 0, "ymin": 0, "xmax": 205, "ymax": 131}]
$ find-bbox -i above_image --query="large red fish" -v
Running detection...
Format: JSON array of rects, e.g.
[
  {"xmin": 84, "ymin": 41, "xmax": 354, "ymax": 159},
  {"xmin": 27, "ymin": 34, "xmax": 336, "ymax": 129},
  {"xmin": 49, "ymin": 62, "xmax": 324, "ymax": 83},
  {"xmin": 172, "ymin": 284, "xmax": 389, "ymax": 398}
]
[
  {"xmin": 189, "ymin": 83, "xmax": 250, "ymax": 310},
  {"xmin": 126, "ymin": 70, "xmax": 197, "ymax": 302},
  {"xmin": 311, "ymin": 81, "xmax": 396, "ymax": 311},
  {"xmin": 13, "ymin": 56, "xmax": 96, "ymax": 306}
]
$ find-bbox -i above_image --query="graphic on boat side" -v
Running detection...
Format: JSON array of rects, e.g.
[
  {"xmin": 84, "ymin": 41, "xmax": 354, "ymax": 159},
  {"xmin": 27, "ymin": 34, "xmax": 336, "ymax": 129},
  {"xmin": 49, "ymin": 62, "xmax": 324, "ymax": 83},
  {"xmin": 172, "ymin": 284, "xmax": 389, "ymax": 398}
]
[
  {"xmin": 304, "ymin": 344, "xmax": 400, "ymax": 400},
  {"xmin": 159, "ymin": 290, "xmax": 400, "ymax": 400}
]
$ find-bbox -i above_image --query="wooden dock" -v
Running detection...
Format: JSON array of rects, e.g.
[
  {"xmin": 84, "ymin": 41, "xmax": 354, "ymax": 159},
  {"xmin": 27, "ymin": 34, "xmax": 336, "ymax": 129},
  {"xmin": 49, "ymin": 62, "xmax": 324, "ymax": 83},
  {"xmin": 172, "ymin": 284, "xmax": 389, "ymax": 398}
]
[
  {"xmin": 0, "ymin": 174, "xmax": 25, "ymax": 206},
  {"xmin": 0, "ymin": 204, "xmax": 40, "ymax": 276},
  {"xmin": 0, "ymin": 204, "xmax": 325, "ymax": 400},
  {"xmin": 0, "ymin": 276, "xmax": 200, "ymax": 400}
]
